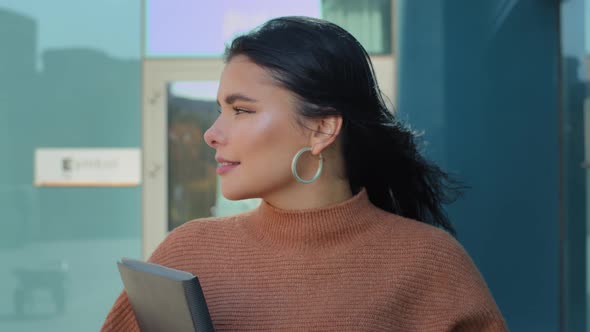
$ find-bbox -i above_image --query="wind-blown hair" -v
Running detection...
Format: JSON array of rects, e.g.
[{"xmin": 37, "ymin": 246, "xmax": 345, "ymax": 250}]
[{"xmin": 225, "ymin": 16, "xmax": 461, "ymax": 235}]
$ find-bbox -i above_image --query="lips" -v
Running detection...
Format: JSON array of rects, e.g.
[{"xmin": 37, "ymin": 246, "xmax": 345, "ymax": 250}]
[{"xmin": 215, "ymin": 157, "xmax": 240, "ymax": 175}]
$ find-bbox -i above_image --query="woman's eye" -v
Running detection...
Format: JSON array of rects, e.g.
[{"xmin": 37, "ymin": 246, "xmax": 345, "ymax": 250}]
[{"xmin": 233, "ymin": 107, "xmax": 254, "ymax": 115}]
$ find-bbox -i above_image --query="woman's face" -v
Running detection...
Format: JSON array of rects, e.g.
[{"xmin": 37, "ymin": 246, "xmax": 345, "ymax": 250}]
[{"xmin": 204, "ymin": 55, "xmax": 311, "ymax": 201}]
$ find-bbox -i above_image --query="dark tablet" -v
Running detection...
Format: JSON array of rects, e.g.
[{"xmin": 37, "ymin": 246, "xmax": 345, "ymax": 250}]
[{"xmin": 117, "ymin": 258, "xmax": 214, "ymax": 332}]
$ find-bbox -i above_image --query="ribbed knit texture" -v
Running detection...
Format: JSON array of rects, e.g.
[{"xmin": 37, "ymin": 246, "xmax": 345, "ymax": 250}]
[{"xmin": 101, "ymin": 190, "xmax": 507, "ymax": 331}]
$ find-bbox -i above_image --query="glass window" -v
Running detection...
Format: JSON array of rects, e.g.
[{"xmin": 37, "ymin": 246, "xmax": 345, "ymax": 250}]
[
  {"xmin": 145, "ymin": 0, "xmax": 322, "ymax": 57},
  {"xmin": 322, "ymin": 0, "xmax": 392, "ymax": 54},
  {"xmin": 0, "ymin": 1, "xmax": 141, "ymax": 331},
  {"xmin": 145, "ymin": 0, "xmax": 392, "ymax": 57},
  {"xmin": 166, "ymin": 81, "xmax": 260, "ymax": 230}
]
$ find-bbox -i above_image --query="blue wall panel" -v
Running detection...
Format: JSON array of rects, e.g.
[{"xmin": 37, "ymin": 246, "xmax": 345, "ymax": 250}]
[{"xmin": 397, "ymin": 1, "xmax": 560, "ymax": 330}]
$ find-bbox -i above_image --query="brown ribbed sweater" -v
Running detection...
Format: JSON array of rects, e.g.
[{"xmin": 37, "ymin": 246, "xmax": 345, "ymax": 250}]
[{"xmin": 101, "ymin": 190, "xmax": 507, "ymax": 331}]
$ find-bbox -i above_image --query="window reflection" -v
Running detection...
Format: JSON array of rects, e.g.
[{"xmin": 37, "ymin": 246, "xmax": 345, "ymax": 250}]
[
  {"xmin": 167, "ymin": 81, "xmax": 218, "ymax": 230},
  {"xmin": 167, "ymin": 81, "xmax": 260, "ymax": 231}
]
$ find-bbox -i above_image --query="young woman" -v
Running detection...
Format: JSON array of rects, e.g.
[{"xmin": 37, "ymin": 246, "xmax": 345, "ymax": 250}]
[{"xmin": 102, "ymin": 16, "xmax": 507, "ymax": 331}]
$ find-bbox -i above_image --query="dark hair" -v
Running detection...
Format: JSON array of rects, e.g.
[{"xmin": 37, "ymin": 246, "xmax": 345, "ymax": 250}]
[{"xmin": 225, "ymin": 16, "xmax": 461, "ymax": 236}]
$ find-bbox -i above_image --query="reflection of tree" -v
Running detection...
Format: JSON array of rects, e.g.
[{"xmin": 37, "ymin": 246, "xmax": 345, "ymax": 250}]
[{"xmin": 167, "ymin": 90, "xmax": 218, "ymax": 230}]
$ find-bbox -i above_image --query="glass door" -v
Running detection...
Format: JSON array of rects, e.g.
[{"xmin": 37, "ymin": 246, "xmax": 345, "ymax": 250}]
[
  {"xmin": 142, "ymin": 60, "xmax": 261, "ymax": 258},
  {"xmin": 142, "ymin": 0, "xmax": 397, "ymax": 258}
]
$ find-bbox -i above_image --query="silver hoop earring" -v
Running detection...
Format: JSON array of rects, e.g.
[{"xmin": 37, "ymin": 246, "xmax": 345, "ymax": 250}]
[{"xmin": 291, "ymin": 147, "xmax": 323, "ymax": 184}]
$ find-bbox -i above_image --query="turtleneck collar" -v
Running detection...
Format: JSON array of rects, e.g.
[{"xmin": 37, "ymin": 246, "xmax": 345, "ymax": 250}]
[{"xmin": 241, "ymin": 189, "xmax": 391, "ymax": 255}]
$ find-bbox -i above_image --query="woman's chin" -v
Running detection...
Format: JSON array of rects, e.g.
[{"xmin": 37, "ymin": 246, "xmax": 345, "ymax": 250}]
[{"xmin": 221, "ymin": 187, "xmax": 251, "ymax": 201}]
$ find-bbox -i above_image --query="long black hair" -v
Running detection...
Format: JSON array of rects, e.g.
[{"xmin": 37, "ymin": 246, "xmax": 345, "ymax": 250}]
[{"xmin": 225, "ymin": 16, "xmax": 461, "ymax": 236}]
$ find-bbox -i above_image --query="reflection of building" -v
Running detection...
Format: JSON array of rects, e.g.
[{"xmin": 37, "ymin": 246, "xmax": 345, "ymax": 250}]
[
  {"xmin": 0, "ymin": 9, "xmax": 36, "ymax": 84},
  {"xmin": 0, "ymin": 5, "xmax": 143, "ymax": 330},
  {"xmin": 39, "ymin": 48, "xmax": 140, "ymax": 147},
  {"xmin": 0, "ymin": 9, "xmax": 39, "ymax": 249},
  {"xmin": 0, "ymin": 9, "xmax": 37, "ymax": 185},
  {"xmin": 1, "ymin": 8, "xmax": 144, "ymax": 243},
  {"xmin": 0, "ymin": 3, "xmax": 146, "ymax": 331}
]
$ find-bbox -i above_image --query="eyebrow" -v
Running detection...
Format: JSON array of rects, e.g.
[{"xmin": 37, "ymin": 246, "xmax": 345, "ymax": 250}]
[{"xmin": 216, "ymin": 93, "xmax": 258, "ymax": 106}]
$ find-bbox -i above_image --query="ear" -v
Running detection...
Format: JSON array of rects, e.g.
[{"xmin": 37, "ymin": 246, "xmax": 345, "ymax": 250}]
[{"xmin": 308, "ymin": 115, "xmax": 343, "ymax": 156}]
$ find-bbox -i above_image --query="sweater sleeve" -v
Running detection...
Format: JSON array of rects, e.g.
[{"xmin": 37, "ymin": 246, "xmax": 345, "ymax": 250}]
[
  {"xmin": 99, "ymin": 227, "xmax": 184, "ymax": 332},
  {"xmin": 99, "ymin": 290, "xmax": 140, "ymax": 332},
  {"xmin": 430, "ymin": 231, "xmax": 509, "ymax": 332}
]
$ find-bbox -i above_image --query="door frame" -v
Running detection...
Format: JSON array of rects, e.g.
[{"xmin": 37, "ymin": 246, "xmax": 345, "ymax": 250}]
[{"xmin": 141, "ymin": 55, "xmax": 395, "ymax": 259}]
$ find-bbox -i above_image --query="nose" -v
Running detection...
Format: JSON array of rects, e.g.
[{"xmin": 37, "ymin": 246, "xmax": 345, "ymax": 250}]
[{"xmin": 204, "ymin": 120, "xmax": 223, "ymax": 148}]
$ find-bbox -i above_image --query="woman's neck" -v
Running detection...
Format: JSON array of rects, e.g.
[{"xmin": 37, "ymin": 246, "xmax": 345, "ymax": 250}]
[{"xmin": 262, "ymin": 178, "xmax": 353, "ymax": 210}]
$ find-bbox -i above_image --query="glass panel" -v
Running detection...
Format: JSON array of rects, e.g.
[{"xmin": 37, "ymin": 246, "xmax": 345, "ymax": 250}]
[
  {"xmin": 145, "ymin": 0, "xmax": 392, "ymax": 57},
  {"xmin": 0, "ymin": 1, "xmax": 141, "ymax": 331},
  {"xmin": 322, "ymin": 0, "xmax": 392, "ymax": 54},
  {"xmin": 579, "ymin": 0, "xmax": 590, "ymax": 331},
  {"xmin": 146, "ymin": 0, "xmax": 322, "ymax": 57},
  {"xmin": 562, "ymin": 0, "xmax": 590, "ymax": 330},
  {"xmin": 398, "ymin": 1, "xmax": 560, "ymax": 330},
  {"xmin": 167, "ymin": 81, "xmax": 260, "ymax": 231}
]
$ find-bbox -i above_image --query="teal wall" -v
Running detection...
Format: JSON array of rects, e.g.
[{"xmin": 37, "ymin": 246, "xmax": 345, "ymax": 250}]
[
  {"xmin": 0, "ymin": 1, "xmax": 142, "ymax": 331},
  {"xmin": 397, "ymin": 1, "xmax": 560, "ymax": 331}
]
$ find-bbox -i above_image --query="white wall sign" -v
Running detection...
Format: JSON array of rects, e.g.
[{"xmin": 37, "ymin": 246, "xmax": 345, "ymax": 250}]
[{"xmin": 35, "ymin": 148, "xmax": 141, "ymax": 187}]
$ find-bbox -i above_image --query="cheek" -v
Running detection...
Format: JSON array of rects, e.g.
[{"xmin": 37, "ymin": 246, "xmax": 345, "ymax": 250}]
[
  {"xmin": 248, "ymin": 111, "xmax": 300, "ymax": 147},
  {"xmin": 239, "ymin": 112, "xmax": 304, "ymax": 172},
  {"xmin": 249, "ymin": 111, "xmax": 277, "ymax": 142}
]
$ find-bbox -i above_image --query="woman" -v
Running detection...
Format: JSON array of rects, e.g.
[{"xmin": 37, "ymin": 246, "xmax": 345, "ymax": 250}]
[{"xmin": 102, "ymin": 16, "xmax": 507, "ymax": 331}]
